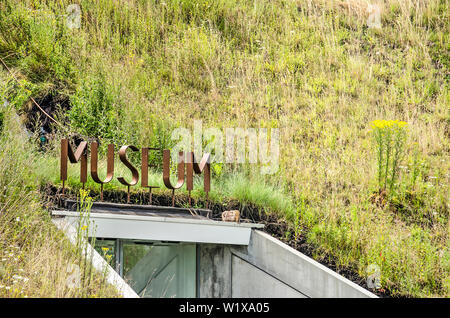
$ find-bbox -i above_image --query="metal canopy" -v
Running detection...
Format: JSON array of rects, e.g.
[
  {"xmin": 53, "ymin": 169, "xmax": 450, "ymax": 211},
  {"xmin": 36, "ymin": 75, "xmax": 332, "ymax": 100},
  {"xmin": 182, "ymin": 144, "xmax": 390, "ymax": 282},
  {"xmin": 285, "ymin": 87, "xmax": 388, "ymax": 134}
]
[
  {"xmin": 51, "ymin": 210, "xmax": 264, "ymax": 245},
  {"xmin": 62, "ymin": 199, "xmax": 212, "ymax": 218}
]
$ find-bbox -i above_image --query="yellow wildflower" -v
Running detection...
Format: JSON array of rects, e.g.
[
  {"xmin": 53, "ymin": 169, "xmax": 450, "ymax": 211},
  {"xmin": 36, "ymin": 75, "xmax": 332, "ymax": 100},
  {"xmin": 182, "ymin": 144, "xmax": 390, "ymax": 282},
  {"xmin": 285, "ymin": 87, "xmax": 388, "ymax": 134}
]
[{"xmin": 370, "ymin": 120, "xmax": 407, "ymax": 130}]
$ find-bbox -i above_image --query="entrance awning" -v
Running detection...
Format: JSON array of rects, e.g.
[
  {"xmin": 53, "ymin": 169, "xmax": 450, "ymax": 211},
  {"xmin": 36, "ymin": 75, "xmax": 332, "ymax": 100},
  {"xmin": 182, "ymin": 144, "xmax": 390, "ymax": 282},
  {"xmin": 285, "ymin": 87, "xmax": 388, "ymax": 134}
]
[{"xmin": 51, "ymin": 210, "xmax": 264, "ymax": 245}]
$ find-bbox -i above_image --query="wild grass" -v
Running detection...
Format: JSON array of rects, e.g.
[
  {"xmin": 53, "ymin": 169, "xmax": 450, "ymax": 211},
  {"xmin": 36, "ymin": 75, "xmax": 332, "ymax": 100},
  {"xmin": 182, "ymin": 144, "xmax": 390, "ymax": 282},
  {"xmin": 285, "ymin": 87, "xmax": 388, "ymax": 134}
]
[
  {"xmin": 0, "ymin": 106, "xmax": 119, "ymax": 297},
  {"xmin": 0, "ymin": 0, "xmax": 448, "ymax": 297}
]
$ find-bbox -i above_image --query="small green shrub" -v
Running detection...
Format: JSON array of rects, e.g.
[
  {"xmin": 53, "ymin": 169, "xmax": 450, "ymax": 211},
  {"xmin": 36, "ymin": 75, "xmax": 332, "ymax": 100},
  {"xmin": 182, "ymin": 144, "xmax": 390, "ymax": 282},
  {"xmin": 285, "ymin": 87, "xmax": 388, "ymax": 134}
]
[{"xmin": 68, "ymin": 72, "xmax": 123, "ymax": 141}]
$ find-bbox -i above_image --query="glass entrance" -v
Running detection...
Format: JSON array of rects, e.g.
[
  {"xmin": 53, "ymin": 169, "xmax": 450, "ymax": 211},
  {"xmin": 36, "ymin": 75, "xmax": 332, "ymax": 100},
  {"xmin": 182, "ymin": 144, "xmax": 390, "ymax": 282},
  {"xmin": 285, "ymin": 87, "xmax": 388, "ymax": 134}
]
[{"xmin": 94, "ymin": 239, "xmax": 196, "ymax": 298}]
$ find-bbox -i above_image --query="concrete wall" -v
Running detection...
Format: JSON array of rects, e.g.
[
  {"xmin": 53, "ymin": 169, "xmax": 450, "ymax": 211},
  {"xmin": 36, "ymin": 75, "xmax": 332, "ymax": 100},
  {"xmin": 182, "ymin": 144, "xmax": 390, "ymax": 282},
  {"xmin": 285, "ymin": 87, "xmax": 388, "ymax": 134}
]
[
  {"xmin": 53, "ymin": 218, "xmax": 139, "ymax": 298},
  {"xmin": 197, "ymin": 244, "xmax": 233, "ymax": 297},
  {"xmin": 198, "ymin": 230, "xmax": 376, "ymax": 298}
]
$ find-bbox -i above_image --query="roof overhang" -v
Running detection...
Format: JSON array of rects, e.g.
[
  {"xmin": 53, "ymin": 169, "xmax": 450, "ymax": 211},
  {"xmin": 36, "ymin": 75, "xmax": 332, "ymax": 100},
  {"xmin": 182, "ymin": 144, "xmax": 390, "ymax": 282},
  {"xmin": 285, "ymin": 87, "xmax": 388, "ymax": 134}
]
[{"xmin": 51, "ymin": 210, "xmax": 264, "ymax": 245}]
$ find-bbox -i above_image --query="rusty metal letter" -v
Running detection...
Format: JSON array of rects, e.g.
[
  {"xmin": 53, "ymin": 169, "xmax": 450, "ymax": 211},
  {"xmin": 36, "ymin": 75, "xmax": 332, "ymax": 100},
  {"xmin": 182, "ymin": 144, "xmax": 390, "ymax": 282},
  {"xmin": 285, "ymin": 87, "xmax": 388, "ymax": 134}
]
[
  {"xmin": 163, "ymin": 149, "xmax": 185, "ymax": 206},
  {"xmin": 186, "ymin": 152, "xmax": 211, "ymax": 206},
  {"xmin": 60, "ymin": 138, "xmax": 88, "ymax": 193},
  {"xmin": 117, "ymin": 145, "xmax": 139, "ymax": 186},
  {"xmin": 90, "ymin": 141, "xmax": 114, "ymax": 200},
  {"xmin": 117, "ymin": 145, "xmax": 139, "ymax": 203},
  {"xmin": 186, "ymin": 152, "xmax": 211, "ymax": 193},
  {"xmin": 141, "ymin": 147, "xmax": 160, "ymax": 188},
  {"xmin": 163, "ymin": 149, "xmax": 185, "ymax": 189},
  {"xmin": 141, "ymin": 147, "xmax": 160, "ymax": 204}
]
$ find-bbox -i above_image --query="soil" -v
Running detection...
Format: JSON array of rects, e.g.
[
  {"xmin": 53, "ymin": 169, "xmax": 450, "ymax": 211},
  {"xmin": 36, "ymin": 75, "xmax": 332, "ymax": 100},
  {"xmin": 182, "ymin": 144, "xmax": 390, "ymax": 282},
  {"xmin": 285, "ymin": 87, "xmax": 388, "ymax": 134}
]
[{"xmin": 41, "ymin": 183, "xmax": 392, "ymax": 297}]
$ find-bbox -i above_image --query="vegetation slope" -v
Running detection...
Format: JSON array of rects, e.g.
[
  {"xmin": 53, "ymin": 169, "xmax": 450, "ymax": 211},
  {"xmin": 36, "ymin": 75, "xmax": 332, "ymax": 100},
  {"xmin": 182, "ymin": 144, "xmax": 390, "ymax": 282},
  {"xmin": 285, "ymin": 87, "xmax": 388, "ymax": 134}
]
[{"xmin": 0, "ymin": 0, "xmax": 448, "ymax": 297}]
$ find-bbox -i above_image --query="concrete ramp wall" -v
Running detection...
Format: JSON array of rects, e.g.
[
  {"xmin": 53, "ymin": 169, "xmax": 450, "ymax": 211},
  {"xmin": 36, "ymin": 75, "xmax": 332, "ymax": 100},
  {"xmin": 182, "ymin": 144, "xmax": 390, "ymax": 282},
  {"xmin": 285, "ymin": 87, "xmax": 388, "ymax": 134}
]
[
  {"xmin": 198, "ymin": 230, "xmax": 377, "ymax": 298},
  {"xmin": 53, "ymin": 218, "xmax": 139, "ymax": 298}
]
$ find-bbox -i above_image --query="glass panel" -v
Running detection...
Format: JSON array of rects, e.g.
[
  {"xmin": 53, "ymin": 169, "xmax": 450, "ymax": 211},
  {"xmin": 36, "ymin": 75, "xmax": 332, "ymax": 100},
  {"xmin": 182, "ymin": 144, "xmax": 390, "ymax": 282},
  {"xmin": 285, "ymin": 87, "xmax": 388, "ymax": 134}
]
[
  {"xmin": 122, "ymin": 242, "xmax": 196, "ymax": 298},
  {"xmin": 122, "ymin": 242, "xmax": 153, "ymax": 276},
  {"xmin": 92, "ymin": 238, "xmax": 116, "ymax": 268}
]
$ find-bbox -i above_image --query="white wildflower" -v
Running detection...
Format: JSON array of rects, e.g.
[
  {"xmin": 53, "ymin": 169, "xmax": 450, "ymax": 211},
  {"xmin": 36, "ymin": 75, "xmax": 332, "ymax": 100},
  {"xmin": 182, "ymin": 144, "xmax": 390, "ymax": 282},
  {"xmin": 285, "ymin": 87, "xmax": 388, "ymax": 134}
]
[{"xmin": 12, "ymin": 275, "xmax": 28, "ymax": 282}]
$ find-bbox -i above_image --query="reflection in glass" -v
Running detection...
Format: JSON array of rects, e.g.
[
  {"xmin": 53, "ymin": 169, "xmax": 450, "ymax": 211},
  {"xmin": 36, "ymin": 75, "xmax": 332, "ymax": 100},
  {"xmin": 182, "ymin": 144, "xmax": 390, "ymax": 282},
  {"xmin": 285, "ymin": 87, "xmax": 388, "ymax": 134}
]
[
  {"xmin": 95, "ymin": 239, "xmax": 196, "ymax": 298},
  {"xmin": 93, "ymin": 238, "xmax": 116, "ymax": 268}
]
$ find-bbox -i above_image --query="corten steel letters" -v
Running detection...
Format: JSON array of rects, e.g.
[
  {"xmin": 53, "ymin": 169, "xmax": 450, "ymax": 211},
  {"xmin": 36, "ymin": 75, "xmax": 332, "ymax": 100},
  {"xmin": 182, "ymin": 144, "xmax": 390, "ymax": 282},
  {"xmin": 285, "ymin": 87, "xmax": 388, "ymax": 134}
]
[
  {"xmin": 90, "ymin": 142, "xmax": 114, "ymax": 201},
  {"xmin": 141, "ymin": 147, "xmax": 160, "ymax": 205},
  {"xmin": 60, "ymin": 139, "xmax": 211, "ymax": 207},
  {"xmin": 117, "ymin": 145, "xmax": 140, "ymax": 203},
  {"xmin": 60, "ymin": 138, "xmax": 88, "ymax": 194},
  {"xmin": 163, "ymin": 150, "xmax": 185, "ymax": 207},
  {"xmin": 186, "ymin": 152, "xmax": 211, "ymax": 208}
]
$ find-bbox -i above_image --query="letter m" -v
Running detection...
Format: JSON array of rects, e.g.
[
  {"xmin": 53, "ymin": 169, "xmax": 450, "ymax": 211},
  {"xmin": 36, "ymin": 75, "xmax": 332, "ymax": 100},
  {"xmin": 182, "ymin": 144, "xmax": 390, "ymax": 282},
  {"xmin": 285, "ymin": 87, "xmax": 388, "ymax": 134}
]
[
  {"xmin": 60, "ymin": 138, "xmax": 88, "ymax": 184},
  {"xmin": 186, "ymin": 152, "xmax": 211, "ymax": 194}
]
